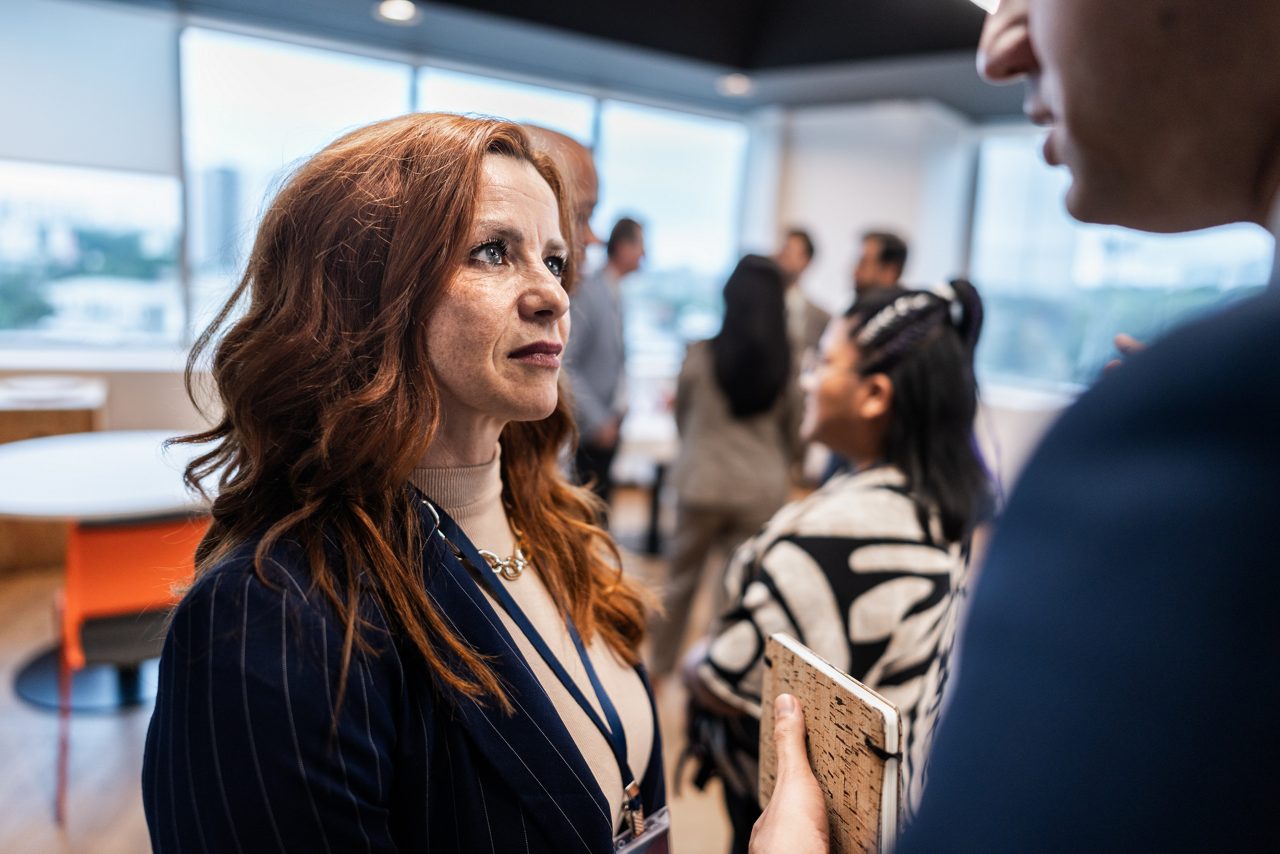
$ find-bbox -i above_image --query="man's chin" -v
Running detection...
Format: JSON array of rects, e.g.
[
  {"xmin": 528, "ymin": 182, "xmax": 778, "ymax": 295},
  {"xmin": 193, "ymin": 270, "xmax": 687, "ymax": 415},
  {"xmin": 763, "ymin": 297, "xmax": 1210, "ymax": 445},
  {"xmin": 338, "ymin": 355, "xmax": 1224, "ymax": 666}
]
[
  {"xmin": 1064, "ymin": 179, "xmax": 1221, "ymax": 234},
  {"xmin": 1062, "ymin": 175, "xmax": 1133, "ymax": 228}
]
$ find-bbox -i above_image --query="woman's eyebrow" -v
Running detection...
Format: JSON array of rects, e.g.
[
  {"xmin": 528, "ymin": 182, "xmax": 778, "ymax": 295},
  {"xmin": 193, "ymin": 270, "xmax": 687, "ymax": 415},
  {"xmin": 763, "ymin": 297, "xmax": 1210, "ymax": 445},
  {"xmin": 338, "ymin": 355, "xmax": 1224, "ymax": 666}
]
[
  {"xmin": 469, "ymin": 221, "xmax": 524, "ymax": 245},
  {"xmin": 470, "ymin": 221, "xmax": 566, "ymax": 255}
]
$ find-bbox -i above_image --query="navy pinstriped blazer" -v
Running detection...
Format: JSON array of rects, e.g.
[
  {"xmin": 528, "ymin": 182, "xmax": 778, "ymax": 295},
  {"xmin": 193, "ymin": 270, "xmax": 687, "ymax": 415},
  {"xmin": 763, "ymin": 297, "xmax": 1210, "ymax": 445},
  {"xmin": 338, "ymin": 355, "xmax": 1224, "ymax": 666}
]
[{"xmin": 142, "ymin": 500, "xmax": 665, "ymax": 853}]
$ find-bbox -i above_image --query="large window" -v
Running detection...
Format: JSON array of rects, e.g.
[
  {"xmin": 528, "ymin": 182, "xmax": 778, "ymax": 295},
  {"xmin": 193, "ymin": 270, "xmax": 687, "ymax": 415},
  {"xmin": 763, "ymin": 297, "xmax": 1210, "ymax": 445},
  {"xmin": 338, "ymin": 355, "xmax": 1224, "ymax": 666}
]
[
  {"xmin": 593, "ymin": 101, "xmax": 749, "ymax": 427},
  {"xmin": 416, "ymin": 67, "xmax": 596, "ymax": 144},
  {"xmin": 181, "ymin": 28, "xmax": 413, "ymax": 335},
  {"xmin": 970, "ymin": 128, "xmax": 1273, "ymax": 387},
  {"xmin": 0, "ymin": 160, "xmax": 181, "ymax": 347},
  {"xmin": 2, "ymin": 7, "xmax": 749, "ymax": 365}
]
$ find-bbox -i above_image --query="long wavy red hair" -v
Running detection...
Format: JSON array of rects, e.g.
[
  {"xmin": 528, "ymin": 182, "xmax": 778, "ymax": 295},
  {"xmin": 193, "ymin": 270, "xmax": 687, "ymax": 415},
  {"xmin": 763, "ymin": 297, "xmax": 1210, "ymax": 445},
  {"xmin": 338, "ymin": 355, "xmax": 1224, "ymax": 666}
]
[{"xmin": 178, "ymin": 113, "xmax": 649, "ymax": 712}]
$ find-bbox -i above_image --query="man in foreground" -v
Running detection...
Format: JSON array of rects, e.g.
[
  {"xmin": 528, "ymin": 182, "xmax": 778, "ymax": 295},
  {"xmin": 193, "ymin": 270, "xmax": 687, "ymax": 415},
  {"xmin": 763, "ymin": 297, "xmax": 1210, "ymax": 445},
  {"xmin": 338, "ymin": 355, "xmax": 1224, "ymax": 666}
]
[{"xmin": 756, "ymin": 0, "xmax": 1280, "ymax": 850}]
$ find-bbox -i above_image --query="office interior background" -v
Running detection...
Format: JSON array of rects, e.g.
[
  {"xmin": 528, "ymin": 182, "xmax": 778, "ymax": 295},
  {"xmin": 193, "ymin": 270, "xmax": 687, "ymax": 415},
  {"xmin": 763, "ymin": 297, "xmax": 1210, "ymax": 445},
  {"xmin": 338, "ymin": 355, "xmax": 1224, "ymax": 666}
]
[
  {"xmin": 0, "ymin": 0, "xmax": 1274, "ymax": 848},
  {"xmin": 2, "ymin": 0, "xmax": 1273, "ymax": 480}
]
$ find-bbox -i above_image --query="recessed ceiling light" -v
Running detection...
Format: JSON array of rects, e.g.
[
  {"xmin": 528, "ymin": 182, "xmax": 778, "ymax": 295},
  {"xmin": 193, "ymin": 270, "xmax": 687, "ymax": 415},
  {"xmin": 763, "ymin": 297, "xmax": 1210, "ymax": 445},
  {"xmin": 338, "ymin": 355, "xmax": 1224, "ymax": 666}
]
[
  {"xmin": 716, "ymin": 73, "xmax": 754, "ymax": 98},
  {"xmin": 968, "ymin": 0, "xmax": 999, "ymax": 12},
  {"xmin": 373, "ymin": 0, "xmax": 420, "ymax": 25}
]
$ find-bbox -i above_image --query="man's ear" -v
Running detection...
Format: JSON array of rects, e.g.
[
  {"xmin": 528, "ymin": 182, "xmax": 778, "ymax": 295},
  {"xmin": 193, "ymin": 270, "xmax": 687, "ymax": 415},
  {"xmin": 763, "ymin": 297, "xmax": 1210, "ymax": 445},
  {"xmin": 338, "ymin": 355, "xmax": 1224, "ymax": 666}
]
[{"xmin": 858, "ymin": 373, "xmax": 894, "ymax": 421}]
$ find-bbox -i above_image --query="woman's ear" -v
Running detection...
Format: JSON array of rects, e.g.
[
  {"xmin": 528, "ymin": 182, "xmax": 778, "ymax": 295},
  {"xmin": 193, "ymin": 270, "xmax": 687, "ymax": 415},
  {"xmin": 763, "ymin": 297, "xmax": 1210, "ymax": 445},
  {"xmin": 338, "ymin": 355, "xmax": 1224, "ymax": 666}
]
[{"xmin": 857, "ymin": 373, "xmax": 894, "ymax": 421}]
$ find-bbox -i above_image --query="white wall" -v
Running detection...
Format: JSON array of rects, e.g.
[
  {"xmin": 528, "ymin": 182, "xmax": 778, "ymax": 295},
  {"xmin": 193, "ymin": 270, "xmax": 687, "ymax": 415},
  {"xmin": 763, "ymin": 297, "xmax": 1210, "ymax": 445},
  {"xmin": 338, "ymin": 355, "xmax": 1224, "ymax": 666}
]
[
  {"xmin": 0, "ymin": 0, "xmax": 180, "ymax": 175},
  {"xmin": 777, "ymin": 100, "xmax": 976, "ymax": 314}
]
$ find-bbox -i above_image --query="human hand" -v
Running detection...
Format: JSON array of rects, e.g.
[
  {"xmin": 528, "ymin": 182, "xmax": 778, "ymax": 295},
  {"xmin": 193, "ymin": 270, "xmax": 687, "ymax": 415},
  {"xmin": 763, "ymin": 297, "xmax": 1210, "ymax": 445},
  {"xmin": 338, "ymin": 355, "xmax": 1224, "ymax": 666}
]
[
  {"xmin": 749, "ymin": 695, "xmax": 830, "ymax": 854},
  {"xmin": 1105, "ymin": 333, "xmax": 1147, "ymax": 372}
]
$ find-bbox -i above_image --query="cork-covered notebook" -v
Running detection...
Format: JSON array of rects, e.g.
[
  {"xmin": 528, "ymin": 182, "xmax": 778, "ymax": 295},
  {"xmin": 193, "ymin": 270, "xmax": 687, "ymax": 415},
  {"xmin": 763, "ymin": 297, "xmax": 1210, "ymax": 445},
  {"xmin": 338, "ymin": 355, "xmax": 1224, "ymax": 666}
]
[{"xmin": 758, "ymin": 633, "xmax": 902, "ymax": 854}]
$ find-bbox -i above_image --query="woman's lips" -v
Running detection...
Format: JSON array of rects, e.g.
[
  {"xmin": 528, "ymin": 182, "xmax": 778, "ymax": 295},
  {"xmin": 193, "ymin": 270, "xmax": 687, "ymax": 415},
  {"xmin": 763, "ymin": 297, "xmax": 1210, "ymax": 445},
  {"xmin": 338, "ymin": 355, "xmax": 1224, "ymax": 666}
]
[{"xmin": 509, "ymin": 341, "xmax": 562, "ymax": 369}]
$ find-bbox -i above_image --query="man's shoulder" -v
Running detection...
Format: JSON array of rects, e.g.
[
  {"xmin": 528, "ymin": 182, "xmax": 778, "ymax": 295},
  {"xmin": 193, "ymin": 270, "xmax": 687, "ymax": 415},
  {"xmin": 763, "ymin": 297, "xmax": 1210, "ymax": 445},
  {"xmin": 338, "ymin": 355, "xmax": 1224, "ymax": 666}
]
[
  {"xmin": 574, "ymin": 265, "xmax": 610, "ymax": 293},
  {"xmin": 568, "ymin": 266, "xmax": 613, "ymax": 317}
]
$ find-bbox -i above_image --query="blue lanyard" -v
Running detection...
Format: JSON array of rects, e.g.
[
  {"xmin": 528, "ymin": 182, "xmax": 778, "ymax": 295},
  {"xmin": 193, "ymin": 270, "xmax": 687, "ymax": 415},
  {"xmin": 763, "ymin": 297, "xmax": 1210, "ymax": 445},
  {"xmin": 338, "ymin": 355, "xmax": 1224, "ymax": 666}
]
[{"xmin": 423, "ymin": 499, "xmax": 643, "ymax": 824}]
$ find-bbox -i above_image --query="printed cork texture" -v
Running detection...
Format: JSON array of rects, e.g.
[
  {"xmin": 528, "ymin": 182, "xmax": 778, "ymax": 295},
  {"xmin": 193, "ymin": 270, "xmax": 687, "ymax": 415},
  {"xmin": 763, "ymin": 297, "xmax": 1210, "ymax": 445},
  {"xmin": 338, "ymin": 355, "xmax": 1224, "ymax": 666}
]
[{"xmin": 759, "ymin": 634, "xmax": 903, "ymax": 854}]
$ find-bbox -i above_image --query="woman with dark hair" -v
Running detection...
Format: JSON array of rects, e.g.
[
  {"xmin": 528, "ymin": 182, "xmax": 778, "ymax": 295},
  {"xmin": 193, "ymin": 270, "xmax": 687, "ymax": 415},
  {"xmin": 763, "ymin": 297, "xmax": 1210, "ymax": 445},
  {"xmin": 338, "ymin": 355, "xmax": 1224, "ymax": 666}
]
[
  {"xmin": 649, "ymin": 255, "xmax": 800, "ymax": 678},
  {"xmin": 684, "ymin": 281, "xmax": 990, "ymax": 853},
  {"xmin": 141, "ymin": 114, "xmax": 666, "ymax": 853}
]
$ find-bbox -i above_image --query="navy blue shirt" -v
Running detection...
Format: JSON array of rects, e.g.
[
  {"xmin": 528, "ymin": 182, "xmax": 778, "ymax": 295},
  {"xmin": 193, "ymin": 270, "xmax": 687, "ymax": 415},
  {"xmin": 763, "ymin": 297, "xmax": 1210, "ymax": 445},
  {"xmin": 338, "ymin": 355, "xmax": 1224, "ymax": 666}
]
[{"xmin": 900, "ymin": 290, "xmax": 1280, "ymax": 851}]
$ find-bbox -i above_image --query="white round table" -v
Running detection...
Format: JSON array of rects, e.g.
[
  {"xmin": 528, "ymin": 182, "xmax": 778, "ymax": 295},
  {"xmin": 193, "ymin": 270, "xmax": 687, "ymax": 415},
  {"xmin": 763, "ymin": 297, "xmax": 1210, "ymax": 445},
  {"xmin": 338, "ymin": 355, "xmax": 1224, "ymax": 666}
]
[
  {"xmin": 0, "ymin": 430, "xmax": 212, "ymax": 710},
  {"xmin": 0, "ymin": 429, "xmax": 208, "ymax": 522}
]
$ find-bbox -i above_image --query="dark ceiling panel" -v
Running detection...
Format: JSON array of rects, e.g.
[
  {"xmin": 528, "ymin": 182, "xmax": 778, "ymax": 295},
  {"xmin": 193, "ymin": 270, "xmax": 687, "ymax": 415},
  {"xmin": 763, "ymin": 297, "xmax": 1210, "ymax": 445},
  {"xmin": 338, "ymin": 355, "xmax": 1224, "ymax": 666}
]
[
  {"xmin": 427, "ymin": 0, "xmax": 985, "ymax": 69},
  {"xmin": 750, "ymin": 0, "xmax": 987, "ymax": 68},
  {"xmin": 430, "ymin": 0, "xmax": 767, "ymax": 67},
  {"xmin": 109, "ymin": 0, "xmax": 988, "ymax": 70},
  {"xmin": 93, "ymin": 0, "xmax": 1021, "ymax": 118}
]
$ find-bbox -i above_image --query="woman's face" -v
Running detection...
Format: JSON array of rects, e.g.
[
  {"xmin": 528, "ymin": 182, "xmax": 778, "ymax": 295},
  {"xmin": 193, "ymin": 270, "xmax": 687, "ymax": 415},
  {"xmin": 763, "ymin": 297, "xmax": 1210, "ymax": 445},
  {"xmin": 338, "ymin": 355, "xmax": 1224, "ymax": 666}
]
[
  {"xmin": 800, "ymin": 317, "xmax": 890, "ymax": 461},
  {"xmin": 426, "ymin": 155, "xmax": 571, "ymax": 433}
]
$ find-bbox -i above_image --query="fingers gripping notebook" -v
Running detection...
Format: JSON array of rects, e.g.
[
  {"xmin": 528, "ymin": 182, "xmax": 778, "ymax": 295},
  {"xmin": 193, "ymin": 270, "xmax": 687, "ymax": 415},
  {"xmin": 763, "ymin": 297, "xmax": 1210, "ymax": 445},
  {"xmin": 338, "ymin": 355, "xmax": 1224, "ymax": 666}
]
[{"xmin": 759, "ymin": 633, "xmax": 903, "ymax": 854}]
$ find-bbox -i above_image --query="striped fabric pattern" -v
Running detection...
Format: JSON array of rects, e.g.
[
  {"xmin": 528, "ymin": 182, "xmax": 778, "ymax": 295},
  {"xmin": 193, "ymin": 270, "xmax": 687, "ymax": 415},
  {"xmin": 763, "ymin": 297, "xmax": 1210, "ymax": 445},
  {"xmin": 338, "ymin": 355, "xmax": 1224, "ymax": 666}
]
[
  {"xmin": 142, "ymin": 501, "xmax": 665, "ymax": 853},
  {"xmin": 697, "ymin": 466, "xmax": 968, "ymax": 816}
]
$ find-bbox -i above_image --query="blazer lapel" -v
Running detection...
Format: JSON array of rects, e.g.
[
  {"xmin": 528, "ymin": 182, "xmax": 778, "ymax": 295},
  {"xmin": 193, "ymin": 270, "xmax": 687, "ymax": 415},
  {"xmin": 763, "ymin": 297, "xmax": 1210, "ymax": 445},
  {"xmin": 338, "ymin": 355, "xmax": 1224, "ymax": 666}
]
[{"xmin": 415, "ymin": 498, "xmax": 615, "ymax": 849}]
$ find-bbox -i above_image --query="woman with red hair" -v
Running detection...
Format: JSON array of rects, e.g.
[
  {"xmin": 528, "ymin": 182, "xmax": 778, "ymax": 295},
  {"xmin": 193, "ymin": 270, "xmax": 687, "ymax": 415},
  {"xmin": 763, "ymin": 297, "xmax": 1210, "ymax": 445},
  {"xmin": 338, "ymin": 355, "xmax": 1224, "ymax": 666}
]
[{"xmin": 142, "ymin": 114, "xmax": 666, "ymax": 853}]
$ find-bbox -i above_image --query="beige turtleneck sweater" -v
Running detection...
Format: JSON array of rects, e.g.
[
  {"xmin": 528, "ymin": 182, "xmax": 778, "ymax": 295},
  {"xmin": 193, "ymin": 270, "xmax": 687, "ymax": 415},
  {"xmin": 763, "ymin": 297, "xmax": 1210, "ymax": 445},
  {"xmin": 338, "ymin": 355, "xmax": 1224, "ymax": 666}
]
[{"xmin": 410, "ymin": 446, "xmax": 653, "ymax": 830}]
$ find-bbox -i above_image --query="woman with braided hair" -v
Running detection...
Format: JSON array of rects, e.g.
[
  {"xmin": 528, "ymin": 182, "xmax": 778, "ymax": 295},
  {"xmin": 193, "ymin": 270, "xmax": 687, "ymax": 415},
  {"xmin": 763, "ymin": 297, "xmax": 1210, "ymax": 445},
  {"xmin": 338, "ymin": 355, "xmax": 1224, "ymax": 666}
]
[{"xmin": 682, "ymin": 281, "xmax": 991, "ymax": 853}]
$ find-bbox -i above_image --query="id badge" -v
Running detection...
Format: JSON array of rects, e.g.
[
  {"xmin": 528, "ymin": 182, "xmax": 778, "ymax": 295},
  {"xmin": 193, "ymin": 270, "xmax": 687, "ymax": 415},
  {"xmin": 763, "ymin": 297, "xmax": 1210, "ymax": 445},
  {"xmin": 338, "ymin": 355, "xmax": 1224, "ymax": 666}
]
[{"xmin": 613, "ymin": 805, "xmax": 671, "ymax": 853}]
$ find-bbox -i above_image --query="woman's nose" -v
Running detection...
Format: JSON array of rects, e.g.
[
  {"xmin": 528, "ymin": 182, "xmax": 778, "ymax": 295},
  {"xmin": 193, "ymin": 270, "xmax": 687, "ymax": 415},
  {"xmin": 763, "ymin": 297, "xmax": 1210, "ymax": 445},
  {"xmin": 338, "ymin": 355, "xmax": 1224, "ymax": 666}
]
[{"xmin": 519, "ymin": 266, "xmax": 570, "ymax": 323}]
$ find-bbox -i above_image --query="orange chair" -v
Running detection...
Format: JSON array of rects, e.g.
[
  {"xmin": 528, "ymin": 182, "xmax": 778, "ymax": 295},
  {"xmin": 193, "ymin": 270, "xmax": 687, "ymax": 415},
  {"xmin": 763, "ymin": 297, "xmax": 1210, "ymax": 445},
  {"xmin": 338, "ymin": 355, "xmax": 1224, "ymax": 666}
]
[{"xmin": 53, "ymin": 513, "xmax": 209, "ymax": 825}]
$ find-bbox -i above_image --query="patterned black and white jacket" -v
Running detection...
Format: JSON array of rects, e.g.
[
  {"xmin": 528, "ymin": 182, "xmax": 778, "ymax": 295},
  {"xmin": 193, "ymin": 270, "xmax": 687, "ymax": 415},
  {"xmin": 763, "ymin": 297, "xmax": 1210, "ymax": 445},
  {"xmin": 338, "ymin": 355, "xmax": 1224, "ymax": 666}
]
[{"xmin": 696, "ymin": 465, "xmax": 969, "ymax": 817}]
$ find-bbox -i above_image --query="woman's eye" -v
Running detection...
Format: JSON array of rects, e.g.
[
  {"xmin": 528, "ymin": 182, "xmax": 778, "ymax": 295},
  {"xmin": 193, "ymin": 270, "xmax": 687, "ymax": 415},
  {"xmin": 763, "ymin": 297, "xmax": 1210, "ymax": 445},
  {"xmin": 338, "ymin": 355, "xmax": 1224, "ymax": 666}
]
[
  {"xmin": 544, "ymin": 255, "xmax": 566, "ymax": 279},
  {"xmin": 471, "ymin": 240, "xmax": 507, "ymax": 266}
]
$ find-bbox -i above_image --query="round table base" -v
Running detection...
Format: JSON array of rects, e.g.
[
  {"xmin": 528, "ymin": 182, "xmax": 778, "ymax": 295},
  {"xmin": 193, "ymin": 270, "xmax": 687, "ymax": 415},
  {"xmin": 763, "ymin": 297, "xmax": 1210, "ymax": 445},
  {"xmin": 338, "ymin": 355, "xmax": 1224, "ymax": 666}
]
[{"xmin": 14, "ymin": 647, "xmax": 158, "ymax": 712}]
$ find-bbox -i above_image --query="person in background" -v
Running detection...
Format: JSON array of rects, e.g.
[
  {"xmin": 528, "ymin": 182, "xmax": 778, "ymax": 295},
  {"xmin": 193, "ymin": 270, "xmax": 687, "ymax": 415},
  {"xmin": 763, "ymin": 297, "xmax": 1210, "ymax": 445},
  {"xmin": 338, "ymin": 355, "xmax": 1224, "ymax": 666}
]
[
  {"xmin": 687, "ymin": 283, "xmax": 989, "ymax": 854},
  {"xmin": 817, "ymin": 230, "xmax": 912, "ymax": 483},
  {"xmin": 649, "ymin": 255, "xmax": 801, "ymax": 681},
  {"xmin": 776, "ymin": 227, "xmax": 828, "ymax": 357},
  {"xmin": 853, "ymin": 230, "xmax": 908, "ymax": 299},
  {"xmin": 522, "ymin": 125, "xmax": 600, "ymax": 264},
  {"xmin": 754, "ymin": 0, "xmax": 1280, "ymax": 851},
  {"xmin": 564, "ymin": 217, "xmax": 645, "ymax": 509},
  {"xmin": 142, "ymin": 114, "xmax": 666, "ymax": 853}
]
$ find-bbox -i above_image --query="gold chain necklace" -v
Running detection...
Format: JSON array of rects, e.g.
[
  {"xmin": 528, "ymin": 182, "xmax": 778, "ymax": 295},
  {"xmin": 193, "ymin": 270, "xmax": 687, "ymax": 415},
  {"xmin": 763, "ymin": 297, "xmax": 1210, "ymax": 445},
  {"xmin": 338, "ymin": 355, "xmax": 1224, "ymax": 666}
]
[
  {"xmin": 478, "ymin": 505, "xmax": 530, "ymax": 581},
  {"xmin": 477, "ymin": 541, "xmax": 529, "ymax": 581},
  {"xmin": 421, "ymin": 497, "xmax": 531, "ymax": 582}
]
